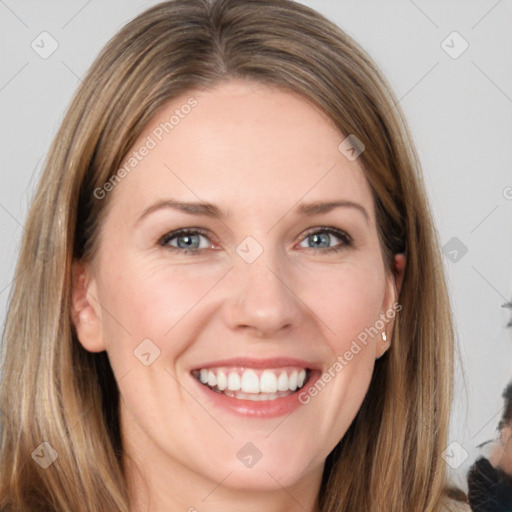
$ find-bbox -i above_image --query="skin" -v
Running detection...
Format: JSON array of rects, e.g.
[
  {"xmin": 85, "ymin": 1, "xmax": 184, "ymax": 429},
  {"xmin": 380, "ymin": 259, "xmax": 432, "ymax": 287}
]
[
  {"xmin": 72, "ymin": 78, "xmax": 405, "ymax": 512},
  {"xmin": 489, "ymin": 425, "xmax": 512, "ymax": 475}
]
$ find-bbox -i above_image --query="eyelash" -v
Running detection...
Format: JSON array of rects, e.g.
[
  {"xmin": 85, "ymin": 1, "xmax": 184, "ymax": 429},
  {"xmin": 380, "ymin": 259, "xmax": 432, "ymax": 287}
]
[{"xmin": 157, "ymin": 226, "xmax": 353, "ymax": 256}]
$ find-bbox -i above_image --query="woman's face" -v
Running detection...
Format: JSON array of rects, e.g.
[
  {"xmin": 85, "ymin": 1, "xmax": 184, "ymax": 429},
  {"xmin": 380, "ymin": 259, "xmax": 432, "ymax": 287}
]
[{"xmin": 73, "ymin": 79, "xmax": 404, "ymax": 499}]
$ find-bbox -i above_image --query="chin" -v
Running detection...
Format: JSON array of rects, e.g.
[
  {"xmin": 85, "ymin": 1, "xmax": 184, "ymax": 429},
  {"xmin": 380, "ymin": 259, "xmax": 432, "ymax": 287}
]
[{"xmin": 215, "ymin": 465, "xmax": 309, "ymax": 492}]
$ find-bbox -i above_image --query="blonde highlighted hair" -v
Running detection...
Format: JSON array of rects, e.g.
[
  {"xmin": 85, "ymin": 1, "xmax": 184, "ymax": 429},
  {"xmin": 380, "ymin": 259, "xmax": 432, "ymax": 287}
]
[{"xmin": 0, "ymin": 0, "xmax": 465, "ymax": 510}]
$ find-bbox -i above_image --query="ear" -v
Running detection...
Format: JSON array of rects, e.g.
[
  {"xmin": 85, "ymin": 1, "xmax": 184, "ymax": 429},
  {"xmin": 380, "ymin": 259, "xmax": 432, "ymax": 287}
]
[
  {"xmin": 376, "ymin": 253, "xmax": 406, "ymax": 359},
  {"xmin": 71, "ymin": 261, "xmax": 106, "ymax": 352}
]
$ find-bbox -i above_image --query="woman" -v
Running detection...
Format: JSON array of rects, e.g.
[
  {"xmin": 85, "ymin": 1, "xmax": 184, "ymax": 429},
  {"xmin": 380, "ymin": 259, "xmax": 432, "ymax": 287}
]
[{"xmin": 0, "ymin": 0, "xmax": 469, "ymax": 510}]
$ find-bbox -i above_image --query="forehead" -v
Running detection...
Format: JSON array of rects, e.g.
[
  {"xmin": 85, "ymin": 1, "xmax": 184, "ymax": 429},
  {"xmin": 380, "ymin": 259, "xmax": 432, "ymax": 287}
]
[{"xmin": 109, "ymin": 79, "xmax": 374, "ymax": 221}]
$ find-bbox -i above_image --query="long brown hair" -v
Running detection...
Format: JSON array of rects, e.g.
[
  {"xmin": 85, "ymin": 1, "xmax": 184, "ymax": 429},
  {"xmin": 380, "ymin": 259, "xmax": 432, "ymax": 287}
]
[{"xmin": 0, "ymin": 0, "xmax": 463, "ymax": 510}]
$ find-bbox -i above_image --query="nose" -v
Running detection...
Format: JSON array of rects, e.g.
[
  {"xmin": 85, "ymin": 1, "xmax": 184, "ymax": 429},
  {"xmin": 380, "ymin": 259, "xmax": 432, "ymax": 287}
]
[{"xmin": 223, "ymin": 249, "xmax": 303, "ymax": 339}]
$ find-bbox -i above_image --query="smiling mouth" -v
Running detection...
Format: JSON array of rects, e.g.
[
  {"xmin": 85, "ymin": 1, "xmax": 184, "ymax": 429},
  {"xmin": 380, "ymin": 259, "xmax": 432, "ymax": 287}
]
[{"xmin": 191, "ymin": 366, "xmax": 312, "ymax": 401}]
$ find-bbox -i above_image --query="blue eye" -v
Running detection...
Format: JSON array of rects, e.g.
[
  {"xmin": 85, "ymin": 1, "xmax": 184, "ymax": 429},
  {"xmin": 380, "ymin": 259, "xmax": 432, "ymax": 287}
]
[
  {"xmin": 158, "ymin": 227, "xmax": 352, "ymax": 255},
  {"xmin": 159, "ymin": 228, "xmax": 212, "ymax": 255},
  {"xmin": 298, "ymin": 227, "xmax": 352, "ymax": 252}
]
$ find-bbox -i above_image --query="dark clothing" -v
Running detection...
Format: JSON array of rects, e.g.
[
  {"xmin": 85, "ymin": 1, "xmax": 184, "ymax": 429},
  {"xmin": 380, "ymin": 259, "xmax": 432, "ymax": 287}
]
[{"xmin": 467, "ymin": 456, "xmax": 512, "ymax": 511}]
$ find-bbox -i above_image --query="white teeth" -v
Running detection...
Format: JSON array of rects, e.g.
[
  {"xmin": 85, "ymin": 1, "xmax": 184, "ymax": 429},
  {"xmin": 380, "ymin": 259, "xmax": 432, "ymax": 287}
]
[
  {"xmin": 260, "ymin": 371, "xmax": 278, "ymax": 393},
  {"xmin": 241, "ymin": 370, "xmax": 260, "ymax": 393},
  {"xmin": 298, "ymin": 369, "xmax": 306, "ymax": 388},
  {"xmin": 207, "ymin": 371, "xmax": 217, "ymax": 387},
  {"xmin": 227, "ymin": 372, "xmax": 241, "ymax": 391},
  {"xmin": 195, "ymin": 367, "xmax": 310, "ymax": 395},
  {"xmin": 289, "ymin": 370, "xmax": 298, "ymax": 391},
  {"xmin": 277, "ymin": 371, "xmax": 289, "ymax": 391},
  {"xmin": 217, "ymin": 370, "xmax": 227, "ymax": 391}
]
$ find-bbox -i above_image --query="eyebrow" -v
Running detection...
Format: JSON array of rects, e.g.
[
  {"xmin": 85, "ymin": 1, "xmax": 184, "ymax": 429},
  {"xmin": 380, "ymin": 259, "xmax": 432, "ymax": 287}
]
[{"xmin": 136, "ymin": 199, "xmax": 370, "ymax": 225}]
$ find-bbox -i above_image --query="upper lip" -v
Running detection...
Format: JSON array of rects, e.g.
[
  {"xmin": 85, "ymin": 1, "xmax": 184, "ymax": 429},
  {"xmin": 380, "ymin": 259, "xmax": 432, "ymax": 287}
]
[{"xmin": 190, "ymin": 357, "xmax": 319, "ymax": 371}]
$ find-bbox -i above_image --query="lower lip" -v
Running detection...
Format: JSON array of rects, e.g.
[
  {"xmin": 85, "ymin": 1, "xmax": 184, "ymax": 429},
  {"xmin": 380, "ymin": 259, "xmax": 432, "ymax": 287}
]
[{"xmin": 191, "ymin": 371, "xmax": 321, "ymax": 419}]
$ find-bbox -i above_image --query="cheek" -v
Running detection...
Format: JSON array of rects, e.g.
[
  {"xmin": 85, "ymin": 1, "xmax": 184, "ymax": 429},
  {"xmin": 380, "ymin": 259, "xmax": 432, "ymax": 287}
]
[
  {"xmin": 96, "ymin": 257, "xmax": 222, "ymax": 349},
  {"xmin": 293, "ymin": 263, "xmax": 385, "ymax": 407},
  {"xmin": 296, "ymin": 261, "xmax": 386, "ymax": 430},
  {"xmin": 300, "ymin": 260, "xmax": 386, "ymax": 349},
  {"xmin": 92, "ymin": 260, "xmax": 217, "ymax": 429}
]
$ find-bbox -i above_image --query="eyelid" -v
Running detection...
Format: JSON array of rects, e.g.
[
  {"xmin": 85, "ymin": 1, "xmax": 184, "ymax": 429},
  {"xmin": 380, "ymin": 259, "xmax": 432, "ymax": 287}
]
[
  {"xmin": 299, "ymin": 226, "xmax": 352, "ymax": 245},
  {"xmin": 158, "ymin": 227, "xmax": 215, "ymax": 248}
]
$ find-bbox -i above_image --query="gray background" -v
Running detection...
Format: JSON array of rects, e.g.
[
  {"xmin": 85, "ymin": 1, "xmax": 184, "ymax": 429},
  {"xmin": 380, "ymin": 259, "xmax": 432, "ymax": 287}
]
[{"xmin": 1, "ymin": 0, "xmax": 511, "ymax": 491}]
